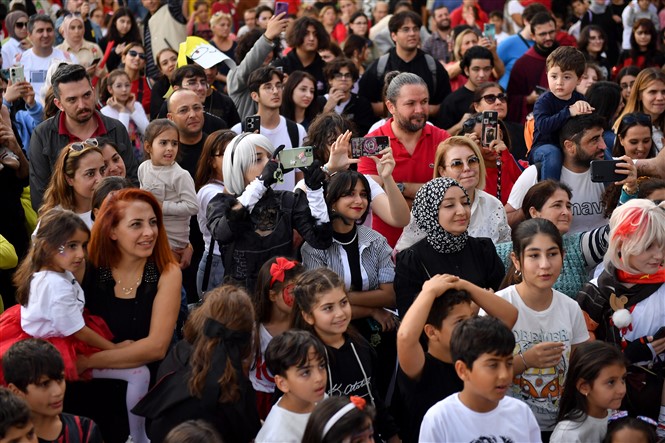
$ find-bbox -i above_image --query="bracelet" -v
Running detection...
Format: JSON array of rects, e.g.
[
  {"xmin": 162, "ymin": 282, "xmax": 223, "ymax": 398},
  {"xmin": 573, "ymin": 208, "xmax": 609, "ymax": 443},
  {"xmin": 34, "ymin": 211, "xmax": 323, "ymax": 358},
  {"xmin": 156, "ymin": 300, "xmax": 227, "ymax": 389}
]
[
  {"xmin": 518, "ymin": 350, "xmax": 529, "ymax": 369},
  {"xmin": 622, "ymin": 183, "xmax": 638, "ymax": 197},
  {"xmin": 322, "ymin": 164, "xmax": 331, "ymax": 176}
]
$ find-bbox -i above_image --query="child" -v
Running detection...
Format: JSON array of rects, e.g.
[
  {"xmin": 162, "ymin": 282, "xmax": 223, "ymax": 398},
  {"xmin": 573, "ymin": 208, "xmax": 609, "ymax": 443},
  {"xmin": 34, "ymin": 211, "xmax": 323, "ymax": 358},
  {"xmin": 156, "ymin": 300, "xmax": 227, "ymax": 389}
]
[
  {"xmin": 531, "ymin": 46, "xmax": 594, "ymax": 181},
  {"xmin": 604, "ymin": 416, "xmax": 659, "ymax": 443},
  {"xmin": 163, "ymin": 420, "xmax": 223, "ymax": 443},
  {"xmin": 396, "ymin": 273, "xmax": 518, "ymax": 443},
  {"xmin": 2, "ymin": 339, "xmax": 103, "ymax": 443},
  {"xmin": 138, "ymin": 119, "xmax": 198, "ymax": 268},
  {"xmin": 551, "ymin": 341, "xmax": 627, "ymax": 442},
  {"xmin": 0, "ymin": 208, "xmax": 151, "ymax": 443},
  {"xmin": 488, "ymin": 11, "xmax": 509, "ymax": 44},
  {"xmin": 292, "ymin": 268, "xmax": 399, "ymax": 443},
  {"xmin": 419, "ymin": 316, "xmax": 542, "ymax": 442},
  {"xmin": 255, "ymin": 330, "xmax": 327, "ymax": 442},
  {"xmin": 100, "ymin": 69, "xmax": 149, "ymax": 161},
  {"xmin": 494, "ymin": 218, "xmax": 589, "ymax": 438},
  {"xmin": 301, "ymin": 396, "xmax": 376, "ymax": 443},
  {"xmin": 250, "ymin": 257, "xmax": 305, "ymax": 419},
  {"xmin": 0, "ymin": 387, "xmax": 36, "ymax": 443}
]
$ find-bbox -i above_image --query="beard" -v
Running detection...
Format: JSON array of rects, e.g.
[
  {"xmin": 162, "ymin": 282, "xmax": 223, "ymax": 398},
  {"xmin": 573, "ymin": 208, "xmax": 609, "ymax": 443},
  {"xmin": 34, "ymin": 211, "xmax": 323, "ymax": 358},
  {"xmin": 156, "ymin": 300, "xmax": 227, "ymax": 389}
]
[
  {"xmin": 69, "ymin": 108, "xmax": 94, "ymax": 124},
  {"xmin": 573, "ymin": 144, "xmax": 602, "ymax": 169},
  {"xmin": 437, "ymin": 20, "xmax": 451, "ymax": 31},
  {"xmin": 395, "ymin": 112, "xmax": 427, "ymax": 133}
]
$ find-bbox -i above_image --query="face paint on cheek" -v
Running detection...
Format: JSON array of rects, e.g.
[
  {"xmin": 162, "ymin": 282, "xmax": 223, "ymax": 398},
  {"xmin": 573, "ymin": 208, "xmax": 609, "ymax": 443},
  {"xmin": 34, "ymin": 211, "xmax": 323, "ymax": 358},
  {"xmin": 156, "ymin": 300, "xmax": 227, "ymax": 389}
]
[{"xmin": 282, "ymin": 288, "xmax": 294, "ymax": 307}]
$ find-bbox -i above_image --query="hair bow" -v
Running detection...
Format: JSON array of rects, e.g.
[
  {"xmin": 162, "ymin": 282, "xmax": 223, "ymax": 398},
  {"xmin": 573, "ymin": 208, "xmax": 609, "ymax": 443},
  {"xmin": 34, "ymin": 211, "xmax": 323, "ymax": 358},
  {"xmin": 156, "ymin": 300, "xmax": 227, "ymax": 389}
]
[{"xmin": 270, "ymin": 257, "xmax": 298, "ymax": 288}]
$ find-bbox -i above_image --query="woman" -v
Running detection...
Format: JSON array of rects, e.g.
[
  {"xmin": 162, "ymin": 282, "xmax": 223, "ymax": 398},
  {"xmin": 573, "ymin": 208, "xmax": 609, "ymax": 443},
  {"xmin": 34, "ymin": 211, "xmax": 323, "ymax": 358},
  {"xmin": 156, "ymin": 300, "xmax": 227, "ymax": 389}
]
[
  {"xmin": 133, "ymin": 285, "xmax": 260, "ymax": 443},
  {"xmin": 577, "ymin": 25, "xmax": 612, "ymax": 79},
  {"xmin": 614, "ymin": 67, "xmax": 665, "ymax": 153},
  {"xmin": 578, "ymin": 199, "xmax": 665, "ymax": 420},
  {"xmin": 576, "ymin": 63, "xmax": 603, "ymax": 95},
  {"xmin": 613, "ymin": 18, "xmax": 665, "ymax": 78},
  {"xmin": 343, "ymin": 34, "xmax": 369, "ymax": 93},
  {"xmin": 99, "ymin": 138, "xmax": 127, "ymax": 178},
  {"xmin": 122, "ymin": 42, "xmax": 151, "ymax": 115},
  {"xmin": 98, "ymin": 8, "xmax": 142, "ymax": 73},
  {"xmin": 616, "ymin": 65, "xmax": 641, "ymax": 108},
  {"xmin": 208, "ymin": 12, "xmax": 237, "ymax": 89},
  {"xmin": 56, "ymin": 15, "xmax": 106, "ymax": 80},
  {"xmin": 471, "ymin": 81, "xmax": 528, "ymax": 161},
  {"xmin": 150, "ymin": 48, "xmax": 178, "ymax": 120},
  {"xmin": 346, "ymin": 11, "xmax": 377, "ymax": 65},
  {"xmin": 280, "ymin": 71, "xmax": 320, "ymax": 131},
  {"xmin": 41, "ymin": 140, "xmax": 105, "ymax": 228},
  {"xmin": 396, "ymin": 136, "xmax": 511, "ymax": 252},
  {"xmin": 445, "ymin": 29, "xmax": 504, "ymax": 92},
  {"xmin": 320, "ymin": 5, "xmax": 346, "ymax": 44},
  {"xmin": 394, "ymin": 177, "xmax": 505, "ymax": 316},
  {"xmin": 1, "ymin": 11, "xmax": 29, "ymax": 70},
  {"xmin": 585, "ymin": 80, "xmax": 623, "ymax": 150}
]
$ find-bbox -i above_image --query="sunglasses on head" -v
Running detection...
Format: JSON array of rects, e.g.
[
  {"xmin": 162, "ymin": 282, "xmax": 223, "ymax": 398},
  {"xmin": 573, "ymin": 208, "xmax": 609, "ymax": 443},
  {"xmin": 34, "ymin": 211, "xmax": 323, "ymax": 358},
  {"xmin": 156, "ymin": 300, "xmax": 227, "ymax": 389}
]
[
  {"xmin": 70, "ymin": 138, "xmax": 99, "ymax": 152},
  {"xmin": 128, "ymin": 50, "xmax": 146, "ymax": 60},
  {"xmin": 621, "ymin": 112, "xmax": 651, "ymax": 126},
  {"xmin": 481, "ymin": 93, "xmax": 507, "ymax": 104}
]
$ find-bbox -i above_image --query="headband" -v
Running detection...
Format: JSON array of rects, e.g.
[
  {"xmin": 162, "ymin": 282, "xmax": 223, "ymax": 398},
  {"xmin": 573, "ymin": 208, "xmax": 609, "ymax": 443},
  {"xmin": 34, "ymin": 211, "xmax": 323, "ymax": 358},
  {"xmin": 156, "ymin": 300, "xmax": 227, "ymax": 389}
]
[
  {"xmin": 269, "ymin": 257, "xmax": 298, "ymax": 288},
  {"xmin": 322, "ymin": 396, "xmax": 366, "ymax": 438}
]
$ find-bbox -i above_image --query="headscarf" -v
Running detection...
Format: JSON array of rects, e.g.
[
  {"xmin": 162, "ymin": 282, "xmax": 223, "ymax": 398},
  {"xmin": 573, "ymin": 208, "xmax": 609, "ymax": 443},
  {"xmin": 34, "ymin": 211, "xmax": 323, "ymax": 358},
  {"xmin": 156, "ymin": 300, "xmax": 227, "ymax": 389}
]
[
  {"xmin": 412, "ymin": 177, "xmax": 470, "ymax": 254},
  {"xmin": 5, "ymin": 11, "xmax": 28, "ymax": 41},
  {"xmin": 61, "ymin": 15, "xmax": 85, "ymax": 43}
]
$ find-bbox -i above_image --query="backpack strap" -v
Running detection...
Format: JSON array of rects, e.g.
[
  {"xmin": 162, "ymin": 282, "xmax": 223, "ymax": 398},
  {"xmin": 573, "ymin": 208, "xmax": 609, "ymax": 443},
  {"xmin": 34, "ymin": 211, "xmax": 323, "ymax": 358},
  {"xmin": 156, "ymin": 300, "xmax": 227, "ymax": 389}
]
[
  {"xmin": 285, "ymin": 118, "xmax": 299, "ymax": 148},
  {"xmin": 376, "ymin": 53, "xmax": 390, "ymax": 81},
  {"xmin": 424, "ymin": 53, "xmax": 437, "ymax": 91},
  {"xmin": 377, "ymin": 52, "xmax": 437, "ymax": 92}
]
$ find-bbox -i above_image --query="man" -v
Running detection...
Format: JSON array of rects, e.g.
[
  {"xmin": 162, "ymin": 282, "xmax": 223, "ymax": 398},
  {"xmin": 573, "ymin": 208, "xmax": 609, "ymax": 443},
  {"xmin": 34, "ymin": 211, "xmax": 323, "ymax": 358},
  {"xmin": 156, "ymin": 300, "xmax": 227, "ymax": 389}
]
[
  {"xmin": 422, "ymin": 5, "xmax": 452, "ymax": 65},
  {"xmin": 358, "ymin": 73, "xmax": 450, "ymax": 247},
  {"xmin": 370, "ymin": 1, "xmax": 431, "ymax": 57},
  {"xmin": 436, "ymin": 45, "xmax": 493, "ymax": 133},
  {"xmin": 497, "ymin": 3, "xmax": 548, "ymax": 89},
  {"xmin": 231, "ymin": 66, "xmax": 306, "ymax": 192},
  {"xmin": 567, "ymin": 0, "xmax": 589, "ymax": 40},
  {"xmin": 19, "ymin": 15, "xmax": 78, "ymax": 105},
  {"xmin": 506, "ymin": 12, "xmax": 558, "ymax": 124},
  {"xmin": 202, "ymin": 66, "xmax": 241, "ymax": 127},
  {"xmin": 373, "ymin": 1, "xmax": 389, "ymax": 24},
  {"xmin": 237, "ymin": 8, "xmax": 257, "ymax": 38},
  {"xmin": 167, "ymin": 89, "xmax": 207, "ymax": 178},
  {"xmin": 505, "ymin": 114, "xmax": 624, "ymax": 233},
  {"xmin": 29, "ymin": 64, "xmax": 137, "ymax": 211},
  {"xmin": 141, "ymin": 0, "xmax": 187, "ymax": 80},
  {"xmin": 359, "ymin": 11, "xmax": 451, "ymax": 117}
]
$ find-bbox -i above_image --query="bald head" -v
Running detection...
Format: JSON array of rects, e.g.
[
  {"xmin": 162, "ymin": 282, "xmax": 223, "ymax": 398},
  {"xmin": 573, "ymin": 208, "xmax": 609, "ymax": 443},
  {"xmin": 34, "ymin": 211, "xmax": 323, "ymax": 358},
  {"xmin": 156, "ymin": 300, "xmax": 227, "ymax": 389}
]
[{"xmin": 167, "ymin": 89, "xmax": 204, "ymax": 141}]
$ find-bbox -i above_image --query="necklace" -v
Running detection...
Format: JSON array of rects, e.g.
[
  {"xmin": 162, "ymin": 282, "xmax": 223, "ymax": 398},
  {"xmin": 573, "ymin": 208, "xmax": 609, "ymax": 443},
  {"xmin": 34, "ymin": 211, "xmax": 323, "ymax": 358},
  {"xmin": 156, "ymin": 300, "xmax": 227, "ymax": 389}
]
[
  {"xmin": 336, "ymin": 229, "xmax": 358, "ymax": 246},
  {"xmin": 114, "ymin": 269, "xmax": 143, "ymax": 296}
]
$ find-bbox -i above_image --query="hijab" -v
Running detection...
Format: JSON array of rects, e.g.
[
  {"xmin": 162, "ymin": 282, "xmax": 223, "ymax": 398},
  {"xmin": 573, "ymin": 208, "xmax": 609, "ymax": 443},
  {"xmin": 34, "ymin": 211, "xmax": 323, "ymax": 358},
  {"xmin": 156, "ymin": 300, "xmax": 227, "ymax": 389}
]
[
  {"xmin": 5, "ymin": 11, "xmax": 28, "ymax": 41},
  {"xmin": 412, "ymin": 177, "xmax": 470, "ymax": 254}
]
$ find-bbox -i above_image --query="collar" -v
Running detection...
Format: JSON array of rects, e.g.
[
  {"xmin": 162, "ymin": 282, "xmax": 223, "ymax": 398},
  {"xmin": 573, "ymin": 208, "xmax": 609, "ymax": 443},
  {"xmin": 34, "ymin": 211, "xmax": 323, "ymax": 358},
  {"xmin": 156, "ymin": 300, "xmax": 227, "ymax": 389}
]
[
  {"xmin": 381, "ymin": 117, "xmax": 432, "ymax": 142},
  {"xmin": 58, "ymin": 111, "xmax": 108, "ymax": 142}
]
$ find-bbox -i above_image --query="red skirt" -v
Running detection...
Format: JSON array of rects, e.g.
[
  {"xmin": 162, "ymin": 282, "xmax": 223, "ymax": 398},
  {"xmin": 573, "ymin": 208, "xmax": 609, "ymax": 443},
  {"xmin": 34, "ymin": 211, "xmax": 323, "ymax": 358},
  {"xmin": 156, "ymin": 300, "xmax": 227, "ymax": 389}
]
[{"xmin": 0, "ymin": 305, "xmax": 114, "ymax": 383}]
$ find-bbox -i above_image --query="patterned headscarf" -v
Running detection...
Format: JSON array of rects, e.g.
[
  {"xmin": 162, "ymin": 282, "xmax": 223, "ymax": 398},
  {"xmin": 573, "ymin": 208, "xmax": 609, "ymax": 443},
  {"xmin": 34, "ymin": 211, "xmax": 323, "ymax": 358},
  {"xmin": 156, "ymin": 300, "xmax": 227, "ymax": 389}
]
[
  {"xmin": 5, "ymin": 11, "xmax": 28, "ymax": 41},
  {"xmin": 412, "ymin": 177, "xmax": 470, "ymax": 254}
]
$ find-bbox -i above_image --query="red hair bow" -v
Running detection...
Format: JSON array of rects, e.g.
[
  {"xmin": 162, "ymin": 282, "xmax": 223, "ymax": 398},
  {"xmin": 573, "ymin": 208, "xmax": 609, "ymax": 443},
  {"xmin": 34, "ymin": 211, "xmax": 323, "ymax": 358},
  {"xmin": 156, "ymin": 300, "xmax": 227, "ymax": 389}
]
[
  {"xmin": 270, "ymin": 257, "xmax": 298, "ymax": 287},
  {"xmin": 350, "ymin": 396, "xmax": 366, "ymax": 410}
]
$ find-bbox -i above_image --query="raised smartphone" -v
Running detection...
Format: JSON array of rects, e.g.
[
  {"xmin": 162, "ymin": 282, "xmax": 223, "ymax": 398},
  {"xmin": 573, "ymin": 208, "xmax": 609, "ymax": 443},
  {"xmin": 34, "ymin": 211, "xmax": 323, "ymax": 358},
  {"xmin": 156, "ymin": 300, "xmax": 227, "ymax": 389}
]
[
  {"xmin": 245, "ymin": 115, "xmax": 261, "ymax": 133},
  {"xmin": 590, "ymin": 160, "xmax": 624, "ymax": 183},
  {"xmin": 275, "ymin": 1, "xmax": 288, "ymax": 16},
  {"xmin": 278, "ymin": 146, "xmax": 314, "ymax": 169},
  {"xmin": 481, "ymin": 111, "xmax": 498, "ymax": 146},
  {"xmin": 350, "ymin": 136, "xmax": 389, "ymax": 158}
]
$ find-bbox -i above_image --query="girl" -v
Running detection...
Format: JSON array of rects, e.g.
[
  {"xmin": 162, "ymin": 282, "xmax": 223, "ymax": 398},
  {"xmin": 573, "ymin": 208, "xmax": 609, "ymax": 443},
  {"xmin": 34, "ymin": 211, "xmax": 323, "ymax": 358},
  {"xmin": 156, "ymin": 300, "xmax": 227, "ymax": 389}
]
[
  {"xmin": 138, "ymin": 119, "xmax": 198, "ymax": 269},
  {"xmin": 206, "ymin": 133, "xmax": 331, "ymax": 292},
  {"xmin": 99, "ymin": 8, "xmax": 142, "ymax": 72},
  {"xmin": 613, "ymin": 19, "xmax": 665, "ymax": 78},
  {"xmin": 133, "ymin": 285, "xmax": 261, "ymax": 442},
  {"xmin": 578, "ymin": 199, "xmax": 665, "ymax": 430},
  {"xmin": 577, "ymin": 25, "xmax": 612, "ymax": 79},
  {"xmin": 250, "ymin": 256, "xmax": 305, "ymax": 419},
  {"xmin": 613, "ymin": 112, "xmax": 656, "ymax": 160},
  {"xmin": 604, "ymin": 416, "xmax": 659, "ymax": 443},
  {"xmin": 194, "ymin": 130, "xmax": 235, "ymax": 297},
  {"xmin": 150, "ymin": 48, "xmax": 179, "ymax": 119},
  {"xmin": 0, "ymin": 208, "xmax": 151, "ymax": 443},
  {"xmin": 101, "ymin": 69, "xmax": 149, "ymax": 161},
  {"xmin": 292, "ymin": 268, "xmax": 399, "ymax": 443},
  {"xmin": 496, "ymin": 218, "xmax": 589, "ymax": 439},
  {"xmin": 122, "ymin": 42, "xmax": 151, "ymax": 115},
  {"xmin": 576, "ymin": 63, "xmax": 603, "ymax": 96},
  {"xmin": 551, "ymin": 341, "xmax": 627, "ymax": 443},
  {"xmin": 99, "ymin": 138, "xmax": 127, "ymax": 178},
  {"xmin": 302, "ymin": 396, "xmax": 376, "ymax": 443},
  {"xmin": 281, "ymin": 71, "xmax": 320, "ymax": 131}
]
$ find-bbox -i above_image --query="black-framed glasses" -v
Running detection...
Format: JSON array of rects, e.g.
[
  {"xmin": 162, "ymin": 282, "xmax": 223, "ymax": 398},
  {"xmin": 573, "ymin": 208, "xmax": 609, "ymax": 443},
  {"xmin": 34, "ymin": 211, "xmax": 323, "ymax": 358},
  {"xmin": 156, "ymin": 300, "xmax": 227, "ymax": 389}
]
[
  {"xmin": 128, "ymin": 50, "xmax": 146, "ymax": 60},
  {"xmin": 481, "ymin": 93, "xmax": 507, "ymax": 104},
  {"xmin": 446, "ymin": 156, "xmax": 480, "ymax": 171},
  {"xmin": 620, "ymin": 112, "xmax": 651, "ymax": 126},
  {"xmin": 15, "ymin": 21, "xmax": 27, "ymax": 28}
]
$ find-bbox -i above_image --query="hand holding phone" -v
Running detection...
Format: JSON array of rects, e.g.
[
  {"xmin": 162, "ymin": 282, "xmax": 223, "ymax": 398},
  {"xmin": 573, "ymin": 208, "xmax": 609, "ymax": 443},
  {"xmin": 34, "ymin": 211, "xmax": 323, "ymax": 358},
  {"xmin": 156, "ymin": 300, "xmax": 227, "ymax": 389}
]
[
  {"xmin": 481, "ymin": 111, "xmax": 498, "ymax": 147},
  {"xmin": 483, "ymin": 23, "xmax": 496, "ymax": 43},
  {"xmin": 245, "ymin": 116, "xmax": 261, "ymax": 133},
  {"xmin": 275, "ymin": 1, "xmax": 288, "ymax": 16},
  {"xmin": 278, "ymin": 146, "xmax": 314, "ymax": 169},
  {"xmin": 351, "ymin": 136, "xmax": 390, "ymax": 158}
]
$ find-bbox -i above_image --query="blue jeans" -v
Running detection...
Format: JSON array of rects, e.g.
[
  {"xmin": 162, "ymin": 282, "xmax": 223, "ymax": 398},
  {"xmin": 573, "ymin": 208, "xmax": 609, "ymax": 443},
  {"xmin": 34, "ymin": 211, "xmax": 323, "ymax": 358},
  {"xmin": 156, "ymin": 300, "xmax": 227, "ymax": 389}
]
[
  {"xmin": 196, "ymin": 252, "xmax": 225, "ymax": 300},
  {"xmin": 529, "ymin": 144, "xmax": 563, "ymax": 181}
]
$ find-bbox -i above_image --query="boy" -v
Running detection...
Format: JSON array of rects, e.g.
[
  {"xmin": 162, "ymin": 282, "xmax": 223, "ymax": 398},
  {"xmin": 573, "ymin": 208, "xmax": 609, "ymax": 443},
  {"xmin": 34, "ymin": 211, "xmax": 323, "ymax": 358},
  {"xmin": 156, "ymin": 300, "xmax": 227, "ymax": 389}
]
[
  {"xmin": 488, "ymin": 11, "xmax": 509, "ymax": 44},
  {"xmin": 3, "ymin": 339, "xmax": 102, "ymax": 443},
  {"xmin": 0, "ymin": 388, "xmax": 37, "ymax": 443},
  {"xmin": 419, "ymin": 316, "xmax": 541, "ymax": 442},
  {"xmin": 530, "ymin": 46, "xmax": 593, "ymax": 182},
  {"xmin": 396, "ymin": 274, "xmax": 518, "ymax": 443},
  {"xmin": 255, "ymin": 330, "xmax": 327, "ymax": 443}
]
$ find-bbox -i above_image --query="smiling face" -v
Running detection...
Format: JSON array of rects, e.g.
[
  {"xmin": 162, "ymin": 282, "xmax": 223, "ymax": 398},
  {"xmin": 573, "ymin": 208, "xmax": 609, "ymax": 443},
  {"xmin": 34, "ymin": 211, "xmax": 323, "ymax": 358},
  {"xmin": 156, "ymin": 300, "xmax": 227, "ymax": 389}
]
[
  {"xmin": 292, "ymin": 77, "xmax": 315, "ymax": 110},
  {"xmin": 331, "ymin": 180, "xmax": 369, "ymax": 224},
  {"xmin": 158, "ymin": 50, "xmax": 178, "ymax": 76},
  {"xmin": 587, "ymin": 29, "xmax": 605, "ymax": 53},
  {"xmin": 29, "ymin": 20, "xmax": 55, "ymax": 52},
  {"xmin": 123, "ymin": 46, "xmax": 145, "ymax": 71},
  {"xmin": 50, "ymin": 228, "xmax": 88, "ymax": 273},
  {"xmin": 640, "ymin": 79, "xmax": 665, "ymax": 118},
  {"xmin": 626, "ymin": 242, "xmax": 665, "ymax": 275},
  {"xmin": 101, "ymin": 144, "xmax": 126, "ymax": 177},
  {"xmin": 147, "ymin": 128, "xmax": 179, "ymax": 166},
  {"xmin": 437, "ymin": 186, "xmax": 471, "ymax": 235},
  {"xmin": 512, "ymin": 233, "xmax": 563, "ymax": 292},
  {"xmin": 620, "ymin": 124, "xmax": 653, "ymax": 159},
  {"xmin": 439, "ymin": 145, "xmax": 480, "ymax": 194},
  {"xmin": 66, "ymin": 151, "xmax": 105, "ymax": 208},
  {"xmin": 302, "ymin": 287, "xmax": 352, "ymax": 346},
  {"xmin": 388, "ymin": 83, "xmax": 429, "ymax": 133},
  {"xmin": 110, "ymin": 200, "xmax": 158, "ymax": 260},
  {"xmin": 529, "ymin": 189, "xmax": 573, "ymax": 234}
]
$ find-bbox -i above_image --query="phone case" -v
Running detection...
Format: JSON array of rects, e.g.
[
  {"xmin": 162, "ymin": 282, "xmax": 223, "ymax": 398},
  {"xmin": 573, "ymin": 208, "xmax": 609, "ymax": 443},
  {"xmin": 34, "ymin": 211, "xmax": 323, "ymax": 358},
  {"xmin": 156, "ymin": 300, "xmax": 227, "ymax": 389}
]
[
  {"xmin": 9, "ymin": 66, "xmax": 24, "ymax": 83},
  {"xmin": 275, "ymin": 2, "xmax": 288, "ymax": 15},
  {"xmin": 350, "ymin": 136, "xmax": 390, "ymax": 158},
  {"xmin": 278, "ymin": 147, "xmax": 314, "ymax": 169},
  {"xmin": 590, "ymin": 160, "xmax": 623, "ymax": 183},
  {"xmin": 245, "ymin": 116, "xmax": 260, "ymax": 133},
  {"xmin": 481, "ymin": 111, "xmax": 498, "ymax": 146}
]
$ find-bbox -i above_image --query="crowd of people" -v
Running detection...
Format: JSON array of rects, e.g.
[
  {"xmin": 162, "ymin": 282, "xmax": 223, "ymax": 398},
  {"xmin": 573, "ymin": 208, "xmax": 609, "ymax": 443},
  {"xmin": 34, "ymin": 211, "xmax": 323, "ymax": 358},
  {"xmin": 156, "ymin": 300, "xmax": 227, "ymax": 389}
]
[{"xmin": 0, "ymin": 0, "xmax": 664, "ymax": 442}]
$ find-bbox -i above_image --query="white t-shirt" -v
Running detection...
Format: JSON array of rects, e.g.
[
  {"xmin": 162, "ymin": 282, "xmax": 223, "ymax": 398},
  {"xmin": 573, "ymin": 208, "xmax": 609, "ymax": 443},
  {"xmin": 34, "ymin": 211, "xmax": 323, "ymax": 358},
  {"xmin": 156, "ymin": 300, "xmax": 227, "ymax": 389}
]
[
  {"xmin": 196, "ymin": 180, "xmax": 224, "ymax": 255},
  {"xmin": 507, "ymin": 164, "xmax": 607, "ymax": 234},
  {"xmin": 492, "ymin": 285, "xmax": 590, "ymax": 430},
  {"xmin": 255, "ymin": 397, "xmax": 311, "ymax": 443},
  {"xmin": 419, "ymin": 393, "xmax": 542, "ymax": 442},
  {"xmin": 231, "ymin": 116, "xmax": 307, "ymax": 192},
  {"xmin": 551, "ymin": 413, "xmax": 608, "ymax": 443},
  {"xmin": 19, "ymin": 47, "xmax": 77, "ymax": 104},
  {"xmin": 2, "ymin": 37, "xmax": 24, "ymax": 69},
  {"xmin": 21, "ymin": 270, "xmax": 85, "ymax": 338},
  {"xmin": 249, "ymin": 323, "xmax": 275, "ymax": 394}
]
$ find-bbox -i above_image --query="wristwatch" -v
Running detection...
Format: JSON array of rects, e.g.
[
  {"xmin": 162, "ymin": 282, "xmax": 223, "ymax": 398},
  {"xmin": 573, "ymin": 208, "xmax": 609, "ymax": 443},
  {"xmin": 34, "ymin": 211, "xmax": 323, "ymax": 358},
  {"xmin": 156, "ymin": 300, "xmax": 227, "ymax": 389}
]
[{"xmin": 396, "ymin": 182, "xmax": 405, "ymax": 194}]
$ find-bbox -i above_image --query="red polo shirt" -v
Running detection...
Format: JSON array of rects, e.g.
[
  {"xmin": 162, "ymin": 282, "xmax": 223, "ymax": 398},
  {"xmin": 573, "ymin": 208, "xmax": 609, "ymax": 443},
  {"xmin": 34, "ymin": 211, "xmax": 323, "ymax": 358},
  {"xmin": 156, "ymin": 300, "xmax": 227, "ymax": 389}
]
[
  {"xmin": 58, "ymin": 111, "xmax": 108, "ymax": 142},
  {"xmin": 358, "ymin": 119, "xmax": 450, "ymax": 247}
]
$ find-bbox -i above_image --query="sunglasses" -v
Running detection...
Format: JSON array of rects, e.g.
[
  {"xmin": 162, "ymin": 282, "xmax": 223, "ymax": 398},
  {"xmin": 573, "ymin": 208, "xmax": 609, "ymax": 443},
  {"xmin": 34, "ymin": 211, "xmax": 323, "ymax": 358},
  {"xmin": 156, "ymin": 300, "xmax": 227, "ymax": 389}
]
[
  {"xmin": 481, "ymin": 93, "xmax": 508, "ymax": 104},
  {"xmin": 15, "ymin": 22, "xmax": 28, "ymax": 28},
  {"xmin": 128, "ymin": 50, "xmax": 146, "ymax": 60},
  {"xmin": 70, "ymin": 138, "xmax": 99, "ymax": 152},
  {"xmin": 621, "ymin": 112, "xmax": 651, "ymax": 126},
  {"xmin": 446, "ymin": 156, "xmax": 480, "ymax": 171}
]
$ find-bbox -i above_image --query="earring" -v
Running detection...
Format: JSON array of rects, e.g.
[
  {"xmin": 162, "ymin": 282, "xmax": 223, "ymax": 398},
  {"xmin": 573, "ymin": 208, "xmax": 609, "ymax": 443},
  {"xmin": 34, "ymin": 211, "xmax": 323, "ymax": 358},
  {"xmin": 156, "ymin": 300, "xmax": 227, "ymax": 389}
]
[{"xmin": 514, "ymin": 269, "xmax": 522, "ymax": 277}]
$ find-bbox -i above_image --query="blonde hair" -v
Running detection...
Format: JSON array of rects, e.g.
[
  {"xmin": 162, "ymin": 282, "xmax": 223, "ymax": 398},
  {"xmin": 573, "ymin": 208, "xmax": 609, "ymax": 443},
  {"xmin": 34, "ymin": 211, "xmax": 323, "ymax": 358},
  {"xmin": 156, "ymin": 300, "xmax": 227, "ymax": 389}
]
[
  {"xmin": 604, "ymin": 198, "xmax": 665, "ymax": 273},
  {"xmin": 614, "ymin": 67, "xmax": 665, "ymax": 132},
  {"xmin": 433, "ymin": 136, "xmax": 487, "ymax": 190},
  {"xmin": 210, "ymin": 11, "xmax": 232, "ymax": 27},
  {"xmin": 453, "ymin": 29, "xmax": 478, "ymax": 61}
]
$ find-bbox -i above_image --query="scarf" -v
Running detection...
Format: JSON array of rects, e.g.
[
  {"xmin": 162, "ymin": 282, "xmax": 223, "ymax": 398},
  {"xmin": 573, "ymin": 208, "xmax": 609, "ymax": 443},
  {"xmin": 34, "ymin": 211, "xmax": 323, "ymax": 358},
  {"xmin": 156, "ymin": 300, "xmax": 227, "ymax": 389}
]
[
  {"xmin": 597, "ymin": 263, "xmax": 663, "ymax": 311},
  {"xmin": 533, "ymin": 41, "xmax": 559, "ymax": 58},
  {"xmin": 5, "ymin": 11, "xmax": 28, "ymax": 41},
  {"xmin": 412, "ymin": 177, "xmax": 469, "ymax": 254}
]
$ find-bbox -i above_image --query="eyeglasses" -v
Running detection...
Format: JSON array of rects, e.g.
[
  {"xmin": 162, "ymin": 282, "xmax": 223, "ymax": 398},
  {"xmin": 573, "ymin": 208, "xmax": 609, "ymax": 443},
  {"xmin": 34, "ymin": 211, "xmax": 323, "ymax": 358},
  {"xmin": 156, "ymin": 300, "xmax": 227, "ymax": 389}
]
[
  {"xmin": 620, "ymin": 112, "xmax": 651, "ymax": 126},
  {"xmin": 15, "ymin": 22, "xmax": 28, "ymax": 28},
  {"xmin": 481, "ymin": 93, "xmax": 507, "ymax": 104},
  {"xmin": 184, "ymin": 79, "xmax": 208, "ymax": 89},
  {"xmin": 352, "ymin": 21, "xmax": 368, "ymax": 26},
  {"xmin": 333, "ymin": 72, "xmax": 353, "ymax": 80},
  {"xmin": 398, "ymin": 26, "xmax": 419, "ymax": 34},
  {"xmin": 446, "ymin": 156, "xmax": 480, "ymax": 171},
  {"xmin": 261, "ymin": 83, "xmax": 283, "ymax": 92},
  {"xmin": 462, "ymin": 114, "xmax": 483, "ymax": 133},
  {"xmin": 128, "ymin": 50, "xmax": 146, "ymax": 60}
]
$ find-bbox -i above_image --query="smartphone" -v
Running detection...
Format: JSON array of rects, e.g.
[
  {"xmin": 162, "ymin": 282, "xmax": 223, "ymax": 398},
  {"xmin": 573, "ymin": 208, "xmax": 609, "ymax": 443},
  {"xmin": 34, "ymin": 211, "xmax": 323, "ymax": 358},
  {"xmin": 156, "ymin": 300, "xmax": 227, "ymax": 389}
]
[
  {"xmin": 275, "ymin": 1, "xmax": 288, "ymax": 16},
  {"xmin": 483, "ymin": 23, "xmax": 496, "ymax": 43},
  {"xmin": 481, "ymin": 111, "xmax": 498, "ymax": 147},
  {"xmin": 590, "ymin": 160, "xmax": 624, "ymax": 183},
  {"xmin": 245, "ymin": 116, "xmax": 261, "ymax": 133},
  {"xmin": 9, "ymin": 65, "xmax": 24, "ymax": 83},
  {"xmin": 535, "ymin": 85, "xmax": 548, "ymax": 95},
  {"xmin": 350, "ymin": 136, "xmax": 390, "ymax": 158},
  {"xmin": 278, "ymin": 146, "xmax": 314, "ymax": 169},
  {"xmin": 91, "ymin": 57, "xmax": 101, "ymax": 65}
]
